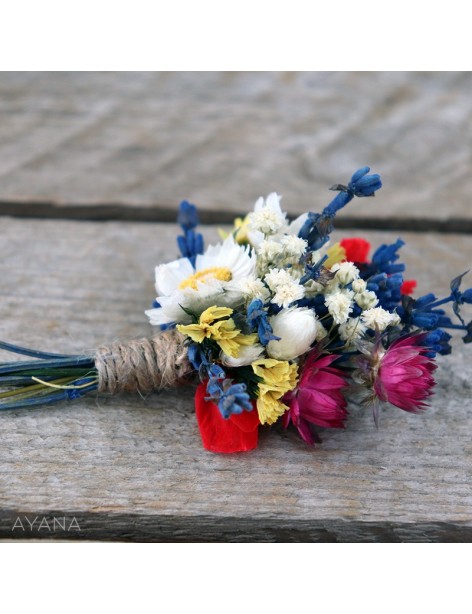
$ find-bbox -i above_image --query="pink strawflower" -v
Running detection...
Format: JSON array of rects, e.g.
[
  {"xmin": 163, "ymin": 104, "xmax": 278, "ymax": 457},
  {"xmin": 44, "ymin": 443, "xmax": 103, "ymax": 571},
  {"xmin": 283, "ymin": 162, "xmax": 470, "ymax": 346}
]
[
  {"xmin": 373, "ymin": 334, "xmax": 437, "ymax": 412},
  {"xmin": 282, "ymin": 350, "xmax": 348, "ymax": 445}
]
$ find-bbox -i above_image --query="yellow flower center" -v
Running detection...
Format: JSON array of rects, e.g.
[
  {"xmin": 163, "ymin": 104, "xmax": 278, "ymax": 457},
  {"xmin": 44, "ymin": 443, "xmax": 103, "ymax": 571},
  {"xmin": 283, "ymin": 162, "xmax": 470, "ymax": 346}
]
[{"xmin": 179, "ymin": 267, "xmax": 232, "ymax": 291}]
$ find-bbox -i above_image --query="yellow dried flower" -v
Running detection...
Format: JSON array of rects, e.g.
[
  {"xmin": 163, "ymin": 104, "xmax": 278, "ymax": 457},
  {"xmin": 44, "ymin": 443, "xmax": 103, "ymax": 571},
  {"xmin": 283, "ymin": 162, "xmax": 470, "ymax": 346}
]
[
  {"xmin": 324, "ymin": 242, "xmax": 346, "ymax": 268},
  {"xmin": 177, "ymin": 306, "xmax": 257, "ymax": 357},
  {"xmin": 251, "ymin": 358, "xmax": 298, "ymax": 425}
]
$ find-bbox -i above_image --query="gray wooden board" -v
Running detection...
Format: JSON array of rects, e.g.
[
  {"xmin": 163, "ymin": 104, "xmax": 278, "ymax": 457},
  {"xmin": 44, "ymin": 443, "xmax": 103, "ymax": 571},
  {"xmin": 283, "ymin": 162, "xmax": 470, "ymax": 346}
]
[
  {"xmin": 0, "ymin": 72, "xmax": 471, "ymax": 224},
  {"xmin": 0, "ymin": 218, "xmax": 471, "ymax": 541}
]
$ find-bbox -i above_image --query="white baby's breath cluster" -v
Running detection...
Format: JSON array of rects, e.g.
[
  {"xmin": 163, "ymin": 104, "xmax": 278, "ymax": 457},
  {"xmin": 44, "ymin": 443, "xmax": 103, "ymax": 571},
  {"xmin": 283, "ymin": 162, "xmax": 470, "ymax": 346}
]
[
  {"xmin": 361, "ymin": 307, "xmax": 401, "ymax": 331},
  {"xmin": 338, "ymin": 317, "xmax": 367, "ymax": 344},
  {"xmin": 264, "ymin": 268, "xmax": 305, "ymax": 308},
  {"xmin": 249, "ymin": 193, "xmax": 287, "ymax": 236},
  {"xmin": 325, "ymin": 289, "xmax": 354, "ymax": 325}
]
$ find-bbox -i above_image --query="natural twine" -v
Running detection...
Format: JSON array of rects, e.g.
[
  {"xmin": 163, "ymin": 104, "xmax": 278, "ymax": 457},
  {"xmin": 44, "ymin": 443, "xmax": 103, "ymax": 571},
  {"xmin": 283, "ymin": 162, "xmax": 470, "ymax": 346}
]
[{"xmin": 95, "ymin": 329, "xmax": 193, "ymax": 394}]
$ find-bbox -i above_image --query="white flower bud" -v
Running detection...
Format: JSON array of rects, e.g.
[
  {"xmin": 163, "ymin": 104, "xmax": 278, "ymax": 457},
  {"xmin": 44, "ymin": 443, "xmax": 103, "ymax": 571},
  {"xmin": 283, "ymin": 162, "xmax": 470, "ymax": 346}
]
[
  {"xmin": 331, "ymin": 262, "xmax": 360, "ymax": 285},
  {"xmin": 267, "ymin": 308, "xmax": 318, "ymax": 360},
  {"xmin": 356, "ymin": 290, "xmax": 379, "ymax": 310},
  {"xmin": 352, "ymin": 278, "xmax": 367, "ymax": 293},
  {"xmin": 361, "ymin": 308, "xmax": 401, "ymax": 332}
]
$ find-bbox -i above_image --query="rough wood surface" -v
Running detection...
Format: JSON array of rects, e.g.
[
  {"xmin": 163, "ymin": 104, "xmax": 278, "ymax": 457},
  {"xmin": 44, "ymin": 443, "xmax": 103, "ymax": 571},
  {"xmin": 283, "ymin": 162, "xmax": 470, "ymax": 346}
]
[
  {"xmin": 0, "ymin": 72, "xmax": 471, "ymax": 223},
  {"xmin": 0, "ymin": 219, "xmax": 471, "ymax": 541}
]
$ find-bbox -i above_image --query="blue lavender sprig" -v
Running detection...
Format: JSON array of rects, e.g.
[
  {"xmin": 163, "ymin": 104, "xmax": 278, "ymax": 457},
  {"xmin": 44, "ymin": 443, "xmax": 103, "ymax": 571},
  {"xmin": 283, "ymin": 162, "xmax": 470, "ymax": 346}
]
[
  {"xmin": 399, "ymin": 271, "xmax": 472, "ymax": 346},
  {"xmin": 450, "ymin": 270, "xmax": 472, "ymax": 325},
  {"xmin": 247, "ymin": 299, "xmax": 280, "ymax": 346},
  {"xmin": 177, "ymin": 200, "xmax": 204, "ymax": 266},
  {"xmin": 298, "ymin": 167, "xmax": 382, "ymax": 251},
  {"xmin": 357, "ymin": 238, "xmax": 406, "ymax": 312},
  {"xmin": 205, "ymin": 364, "xmax": 253, "ymax": 418}
]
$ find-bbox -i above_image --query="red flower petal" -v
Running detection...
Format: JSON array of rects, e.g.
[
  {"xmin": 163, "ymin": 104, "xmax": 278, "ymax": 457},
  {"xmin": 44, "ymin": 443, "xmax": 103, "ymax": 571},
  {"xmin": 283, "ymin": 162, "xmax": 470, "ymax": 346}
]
[
  {"xmin": 194, "ymin": 382, "xmax": 259, "ymax": 453},
  {"xmin": 340, "ymin": 238, "xmax": 371, "ymax": 263},
  {"xmin": 229, "ymin": 407, "xmax": 260, "ymax": 433},
  {"xmin": 401, "ymin": 279, "xmax": 417, "ymax": 295}
]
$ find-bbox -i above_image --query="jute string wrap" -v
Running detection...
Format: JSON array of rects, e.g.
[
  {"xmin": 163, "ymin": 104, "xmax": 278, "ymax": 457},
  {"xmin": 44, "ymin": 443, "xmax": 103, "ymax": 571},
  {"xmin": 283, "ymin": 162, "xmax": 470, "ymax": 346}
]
[{"xmin": 95, "ymin": 329, "xmax": 193, "ymax": 394}]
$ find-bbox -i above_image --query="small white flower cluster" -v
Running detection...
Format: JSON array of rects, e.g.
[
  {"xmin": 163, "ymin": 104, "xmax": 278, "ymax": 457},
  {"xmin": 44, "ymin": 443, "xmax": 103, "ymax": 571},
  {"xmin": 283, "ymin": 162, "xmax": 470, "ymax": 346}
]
[
  {"xmin": 244, "ymin": 193, "xmax": 402, "ymax": 342},
  {"xmin": 314, "ymin": 260, "xmax": 395, "ymax": 333},
  {"xmin": 356, "ymin": 290, "xmax": 379, "ymax": 310},
  {"xmin": 238, "ymin": 277, "xmax": 270, "ymax": 303},
  {"xmin": 315, "ymin": 262, "xmax": 359, "ymax": 326},
  {"xmin": 338, "ymin": 317, "xmax": 367, "ymax": 343},
  {"xmin": 245, "ymin": 193, "xmax": 309, "ymax": 276},
  {"xmin": 257, "ymin": 239, "xmax": 283, "ymax": 263},
  {"xmin": 325, "ymin": 289, "xmax": 354, "ymax": 325},
  {"xmin": 331, "ymin": 261, "xmax": 359, "ymax": 285},
  {"xmin": 279, "ymin": 235, "xmax": 308, "ymax": 264},
  {"xmin": 361, "ymin": 307, "xmax": 401, "ymax": 331},
  {"xmin": 248, "ymin": 193, "xmax": 287, "ymax": 236},
  {"xmin": 264, "ymin": 268, "xmax": 305, "ymax": 308}
]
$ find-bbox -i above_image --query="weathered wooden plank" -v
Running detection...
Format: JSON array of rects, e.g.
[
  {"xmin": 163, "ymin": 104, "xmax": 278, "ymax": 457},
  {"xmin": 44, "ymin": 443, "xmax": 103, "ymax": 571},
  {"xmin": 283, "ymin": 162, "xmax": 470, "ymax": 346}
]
[
  {"xmin": 0, "ymin": 218, "xmax": 471, "ymax": 541},
  {"xmin": 2, "ymin": 513, "xmax": 472, "ymax": 543},
  {"xmin": 0, "ymin": 72, "xmax": 471, "ymax": 223}
]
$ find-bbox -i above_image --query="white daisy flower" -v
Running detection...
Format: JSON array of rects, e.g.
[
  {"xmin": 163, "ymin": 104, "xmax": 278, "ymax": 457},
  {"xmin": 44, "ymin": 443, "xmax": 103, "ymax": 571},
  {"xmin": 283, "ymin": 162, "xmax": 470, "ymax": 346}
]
[
  {"xmin": 361, "ymin": 307, "xmax": 401, "ymax": 332},
  {"xmin": 145, "ymin": 235, "xmax": 256, "ymax": 326}
]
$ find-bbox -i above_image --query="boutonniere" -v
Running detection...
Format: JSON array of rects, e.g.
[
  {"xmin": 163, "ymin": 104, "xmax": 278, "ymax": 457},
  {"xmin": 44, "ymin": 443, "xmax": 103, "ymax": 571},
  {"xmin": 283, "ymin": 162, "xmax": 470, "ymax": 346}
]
[{"xmin": 1, "ymin": 168, "xmax": 470, "ymax": 453}]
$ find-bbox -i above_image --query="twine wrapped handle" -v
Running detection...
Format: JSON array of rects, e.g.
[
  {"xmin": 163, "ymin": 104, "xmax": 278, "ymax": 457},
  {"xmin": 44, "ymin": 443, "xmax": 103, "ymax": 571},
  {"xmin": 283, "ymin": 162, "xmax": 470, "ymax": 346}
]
[{"xmin": 95, "ymin": 329, "xmax": 193, "ymax": 394}]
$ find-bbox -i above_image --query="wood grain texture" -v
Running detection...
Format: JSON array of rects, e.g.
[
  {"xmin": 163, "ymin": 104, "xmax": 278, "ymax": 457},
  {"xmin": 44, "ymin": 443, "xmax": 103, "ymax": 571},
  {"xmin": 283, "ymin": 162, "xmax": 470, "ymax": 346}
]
[
  {"xmin": 0, "ymin": 72, "xmax": 471, "ymax": 222},
  {"xmin": 0, "ymin": 219, "xmax": 471, "ymax": 541}
]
